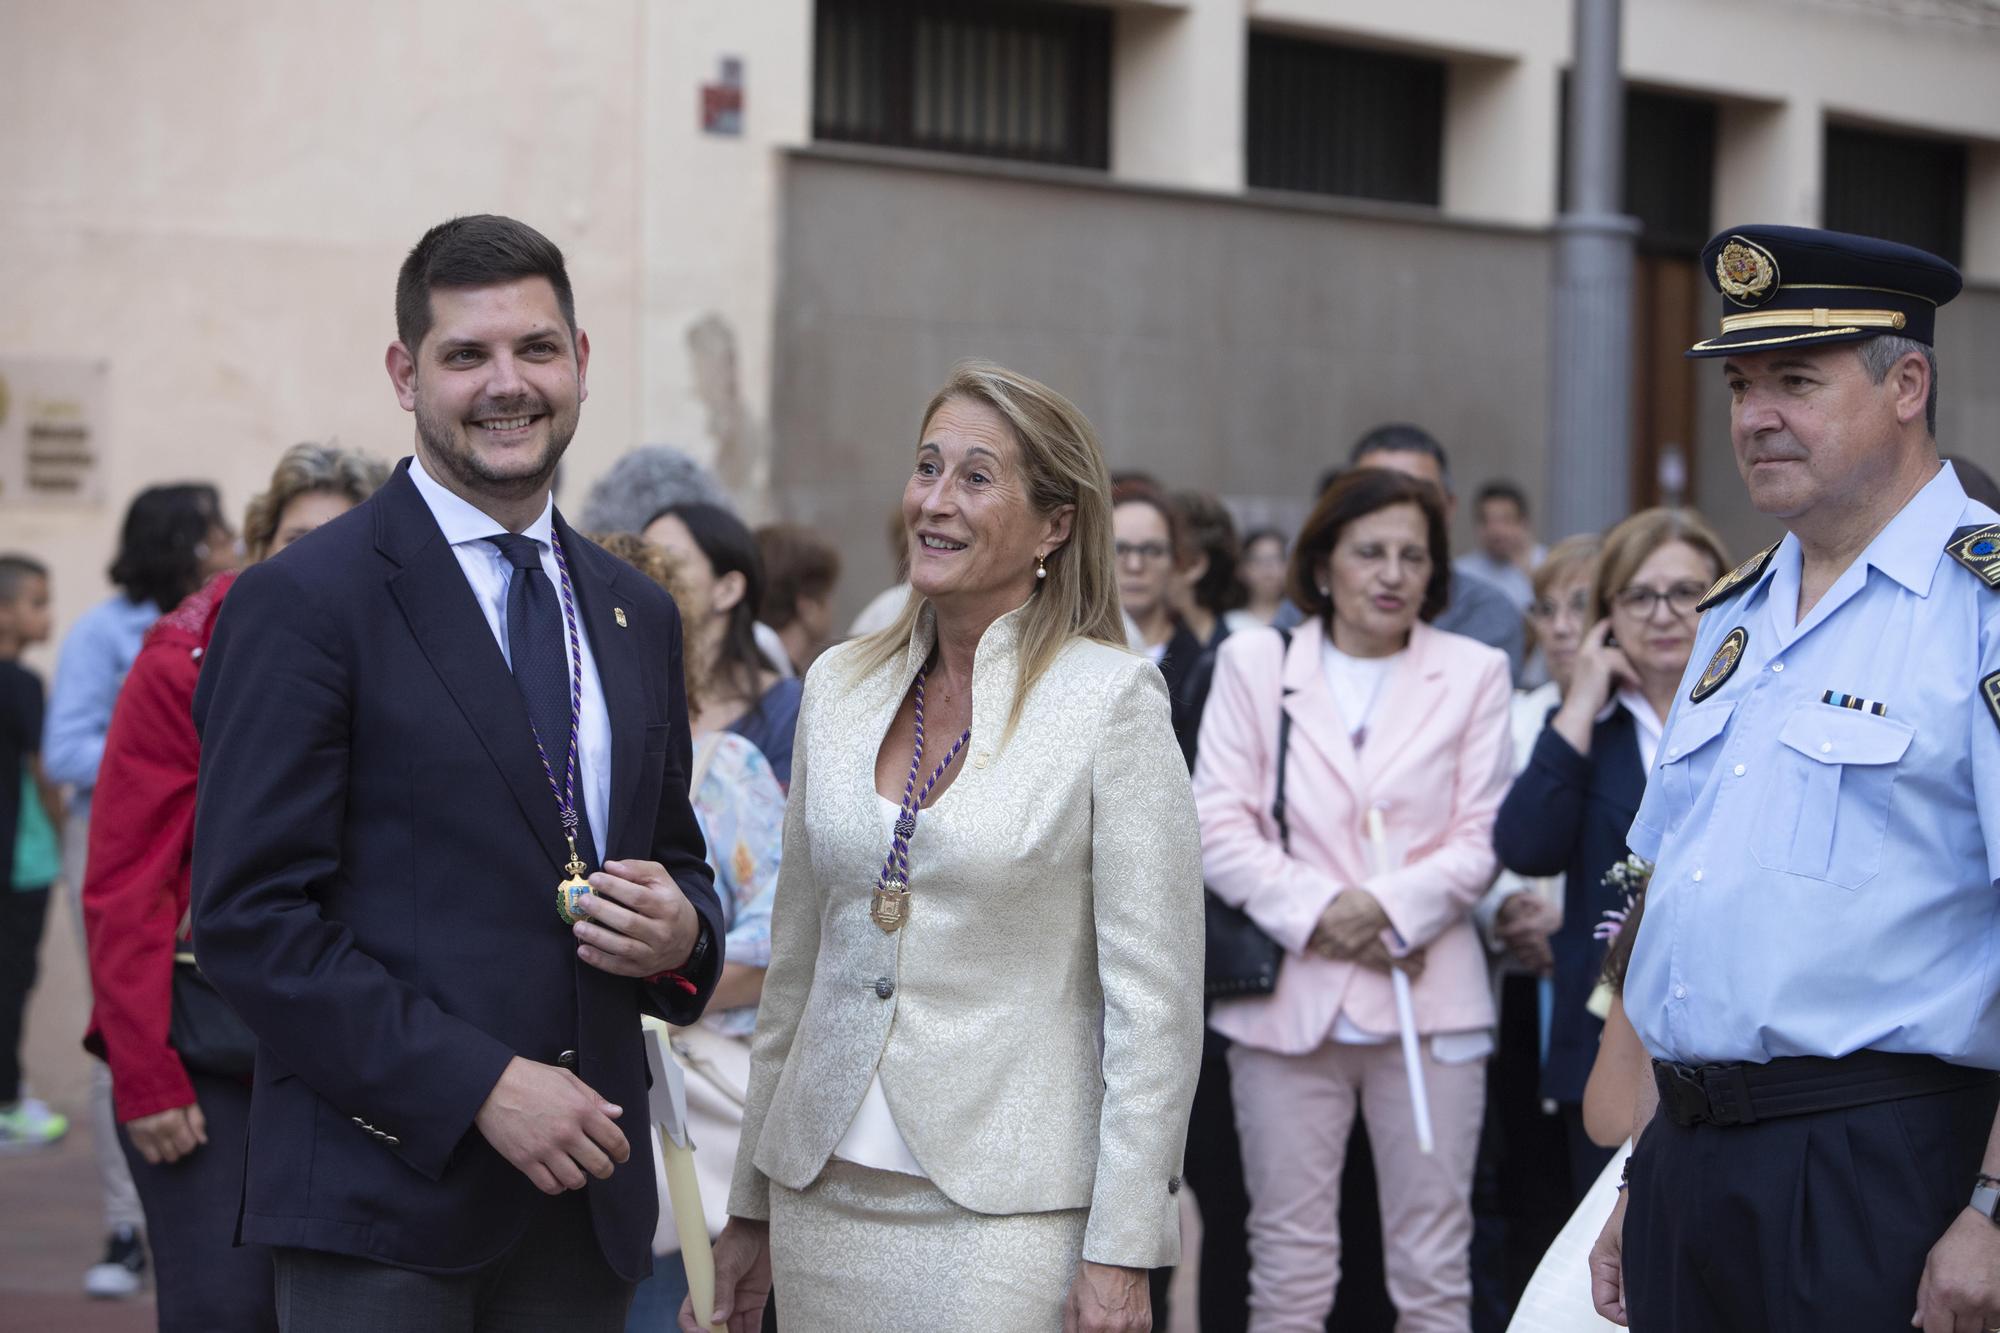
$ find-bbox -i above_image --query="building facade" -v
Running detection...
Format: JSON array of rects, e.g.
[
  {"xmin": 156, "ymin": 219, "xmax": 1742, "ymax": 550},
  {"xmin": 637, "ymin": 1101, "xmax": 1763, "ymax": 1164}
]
[{"xmin": 5, "ymin": 0, "xmax": 1999, "ymax": 643}]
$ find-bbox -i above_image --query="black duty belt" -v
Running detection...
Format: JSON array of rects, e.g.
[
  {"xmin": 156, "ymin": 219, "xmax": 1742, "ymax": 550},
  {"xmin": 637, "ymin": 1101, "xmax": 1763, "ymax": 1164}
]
[{"xmin": 1653, "ymin": 1050, "xmax": 1997, "ymax": 1128}]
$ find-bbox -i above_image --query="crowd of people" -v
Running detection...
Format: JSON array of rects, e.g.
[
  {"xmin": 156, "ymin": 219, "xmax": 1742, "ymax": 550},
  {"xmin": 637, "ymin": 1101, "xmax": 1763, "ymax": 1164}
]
[{"xmin": 3, "ymin": 211, "xmax": 1999, "ymax": 1333}]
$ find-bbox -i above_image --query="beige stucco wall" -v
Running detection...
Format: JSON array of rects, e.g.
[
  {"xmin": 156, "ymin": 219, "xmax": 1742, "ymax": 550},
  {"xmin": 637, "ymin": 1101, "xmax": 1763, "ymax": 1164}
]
[
  {"xmin": 6, "ymin": 0, "xmax": 1998, "ymax": 659},
  {"xmin": 0, "ymin": 0, "xmax": 657, "ymax": 665}
]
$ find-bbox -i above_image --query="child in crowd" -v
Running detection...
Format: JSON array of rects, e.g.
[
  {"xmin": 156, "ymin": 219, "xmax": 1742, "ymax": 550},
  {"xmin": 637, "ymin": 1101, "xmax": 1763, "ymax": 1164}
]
[{"xmin": 0, "ymin": 554, "xmax": 65, "ymax": 1152}]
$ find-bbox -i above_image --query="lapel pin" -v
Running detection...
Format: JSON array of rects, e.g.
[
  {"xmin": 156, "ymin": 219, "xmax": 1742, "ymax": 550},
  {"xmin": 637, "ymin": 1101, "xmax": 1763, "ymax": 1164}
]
[{"xmin": 614, "ymin": 607, "xmax": 628, "ymax": 628}]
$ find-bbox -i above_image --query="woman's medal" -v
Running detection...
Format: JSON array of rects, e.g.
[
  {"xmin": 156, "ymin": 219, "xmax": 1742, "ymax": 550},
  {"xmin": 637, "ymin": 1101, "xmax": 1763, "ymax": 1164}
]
[
  {"xmin": 871, "ymin": 870, "xmax": 912, "ymax": 933},
  {"xmin": 871, "ymin": 671, "xmax": 967, "ymax": 934}
]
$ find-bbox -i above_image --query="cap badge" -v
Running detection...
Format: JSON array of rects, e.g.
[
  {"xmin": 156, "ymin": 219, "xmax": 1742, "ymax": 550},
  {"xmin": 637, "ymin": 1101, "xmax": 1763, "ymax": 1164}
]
[{"xmin": 1716, "ymin": 238, "xmax": 1779, "ymax": 306}]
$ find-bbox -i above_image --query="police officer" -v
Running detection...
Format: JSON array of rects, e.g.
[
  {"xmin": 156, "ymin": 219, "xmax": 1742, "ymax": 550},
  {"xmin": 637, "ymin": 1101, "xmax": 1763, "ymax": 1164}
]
[{"xmin": 1588, "ymin": 225, "xmax": 2000, "ymax": 1332}]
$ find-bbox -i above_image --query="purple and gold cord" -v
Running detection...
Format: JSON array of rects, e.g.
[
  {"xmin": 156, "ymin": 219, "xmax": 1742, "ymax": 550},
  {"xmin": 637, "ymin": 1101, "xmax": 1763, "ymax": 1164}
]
[
  {"xmin": 877, "ymin": 670, "xmax": 970, "ymax": 891},
  {"xmin": 531, "ymin": 529, "xmax": 586, "ymax": 856}
]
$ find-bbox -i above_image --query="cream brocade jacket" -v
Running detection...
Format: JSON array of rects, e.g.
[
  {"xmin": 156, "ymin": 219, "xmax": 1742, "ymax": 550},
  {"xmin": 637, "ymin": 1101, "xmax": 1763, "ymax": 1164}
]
[{"xmin": 728, "ymin": 603, "xmax": 1206, "ymax": 1268}]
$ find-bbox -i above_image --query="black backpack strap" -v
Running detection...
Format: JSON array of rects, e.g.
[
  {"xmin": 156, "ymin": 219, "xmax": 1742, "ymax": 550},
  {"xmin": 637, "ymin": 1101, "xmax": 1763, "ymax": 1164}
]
[{"xmin": 1272, "ymin": 628, "xmax": 1293, "ymax": 854}]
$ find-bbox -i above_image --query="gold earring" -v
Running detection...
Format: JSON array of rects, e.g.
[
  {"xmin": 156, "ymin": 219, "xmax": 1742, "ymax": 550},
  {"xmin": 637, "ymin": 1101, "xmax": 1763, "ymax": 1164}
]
[{"xmin": 1036, "ymin": 555, "xmax": 1048, "ymax": 581}]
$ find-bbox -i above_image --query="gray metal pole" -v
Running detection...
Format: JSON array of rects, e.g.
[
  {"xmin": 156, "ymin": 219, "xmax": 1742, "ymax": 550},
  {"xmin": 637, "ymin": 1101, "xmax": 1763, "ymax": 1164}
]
[{"xmin": 1548, "ymin": 0, "xmax": 1639, "ymax": 539}]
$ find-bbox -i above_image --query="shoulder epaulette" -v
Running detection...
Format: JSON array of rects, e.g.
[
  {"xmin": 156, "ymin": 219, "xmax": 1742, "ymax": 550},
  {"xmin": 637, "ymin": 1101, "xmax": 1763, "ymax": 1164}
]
[
  {"xmin": 1696, "ymin": 540, "xmax": 1781, "ymax": 612},
  {"xmin": 1947, "ymin": 524, "xmax": 2000, "ymax": 590}
]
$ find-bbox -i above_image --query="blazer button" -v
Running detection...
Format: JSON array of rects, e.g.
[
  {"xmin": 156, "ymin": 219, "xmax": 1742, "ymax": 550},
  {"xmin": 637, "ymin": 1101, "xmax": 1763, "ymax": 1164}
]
[
  {"xmin": 383, "ymin": 1136, "xmax": 401, "ymax": 1148},
  {"xmin": 557, "ymin": 1049, "xmax": 578, "ymax": 1070},
  {"xmin": 1167, "ymin": 1175, "xmax": 1183, "ymax": 1195},
  {"xmin": 873, "ymin": 977, "xmax": 895, "ymax": 1000}
]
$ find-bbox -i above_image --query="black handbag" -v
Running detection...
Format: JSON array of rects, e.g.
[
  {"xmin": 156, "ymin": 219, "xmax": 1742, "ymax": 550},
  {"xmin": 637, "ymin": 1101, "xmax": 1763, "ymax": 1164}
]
[
  {"xmin": 1203, "ymin": 629, "xmax": 1294, "ymax": 999},
  {"xmin": 169, "ymin": 947, "xmax": 257, "ymax": 1079}
]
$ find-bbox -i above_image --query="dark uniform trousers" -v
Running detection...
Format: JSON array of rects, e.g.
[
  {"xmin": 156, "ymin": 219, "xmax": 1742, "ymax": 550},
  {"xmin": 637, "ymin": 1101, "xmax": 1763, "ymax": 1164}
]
[
  {"xmin": 273, "ymin": 1189, "xmax": 632, "ymax": 1333},
  {"xmin": 1624, "ymin": 1078, "xmax": 1999, "ymax": 1333}
]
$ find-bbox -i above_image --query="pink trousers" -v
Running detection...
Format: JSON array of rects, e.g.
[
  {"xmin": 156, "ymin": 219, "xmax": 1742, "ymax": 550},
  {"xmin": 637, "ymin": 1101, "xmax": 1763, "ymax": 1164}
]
[{"xmin": 1228, "ymin": 1037, "xmax": 1486, "ymax": 1332}]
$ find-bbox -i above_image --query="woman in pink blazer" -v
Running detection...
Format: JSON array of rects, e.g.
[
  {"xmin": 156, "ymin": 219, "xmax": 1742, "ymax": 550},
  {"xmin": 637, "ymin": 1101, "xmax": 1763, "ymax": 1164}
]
[{"xmin": 1194, "ymin": 467, "xmax": 1513, "ymax": 1332}]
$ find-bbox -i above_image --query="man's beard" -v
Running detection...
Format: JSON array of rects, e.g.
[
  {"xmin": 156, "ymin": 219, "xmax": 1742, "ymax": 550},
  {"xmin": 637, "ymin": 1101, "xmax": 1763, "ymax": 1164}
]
[{"xmin": 415, "ymin": 394, "xmax": 577, "ymax": 501}]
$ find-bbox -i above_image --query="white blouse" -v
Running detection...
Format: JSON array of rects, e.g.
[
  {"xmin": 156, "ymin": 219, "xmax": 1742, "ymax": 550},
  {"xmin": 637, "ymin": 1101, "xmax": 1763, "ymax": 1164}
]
[{"xmin": 828, "ymin": 798, "xmax": 929, "ymax": 1177}]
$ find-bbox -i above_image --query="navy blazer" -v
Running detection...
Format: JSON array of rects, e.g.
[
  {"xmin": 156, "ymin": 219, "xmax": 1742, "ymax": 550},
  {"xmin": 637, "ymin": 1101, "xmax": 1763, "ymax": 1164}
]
[
  {"xmin": 1491, "ymin": 706, "xmax": 1645, "ymax": 1105},
  {"xmin": 190, "ymin": 462, "xmax": 722, "ymax": 1279}
]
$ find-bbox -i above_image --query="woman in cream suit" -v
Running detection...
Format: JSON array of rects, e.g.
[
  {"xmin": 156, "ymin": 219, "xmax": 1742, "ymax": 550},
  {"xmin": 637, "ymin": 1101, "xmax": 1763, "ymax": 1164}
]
[
  {"xmin": 695, "ymin": 361, "xmax": 1205, "ymax": 1333},
  {"xmin": 1194, "ymin": 467, "xmax": 1513, "ymax": 1332}
]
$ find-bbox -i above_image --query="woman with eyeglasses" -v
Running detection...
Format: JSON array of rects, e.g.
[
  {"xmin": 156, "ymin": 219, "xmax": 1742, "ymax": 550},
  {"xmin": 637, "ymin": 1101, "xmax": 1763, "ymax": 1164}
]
[
  {"xmin": 1492, "ymin": 508, "xmax": 1729, "ymax": 1205},
  {"xmin": 1112, "ymin": 480, "xmax": 1204, "ymax": 701}
]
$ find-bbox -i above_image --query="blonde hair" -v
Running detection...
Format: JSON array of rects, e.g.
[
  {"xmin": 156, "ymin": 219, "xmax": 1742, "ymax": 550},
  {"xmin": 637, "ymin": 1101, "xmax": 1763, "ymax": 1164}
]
[
  {"xmin": 850, "ymin": 360, "xmax": 1125, "ymax": 735},
  {"xmin": 590, "ymin": 531, "xmax": 705, "ymax": 716},
  {"xmin": 1524, "ymin": 533, "xmax": 1602, "ymax": 662},
  {"xmin": 1592, "ymin": 508, "xmax": 1731, "ymax": 621},
  {"xmin": 1531, "ymin": 533, "xmax": 1602, "ymax": 605},
  {"xmin": 243, "ymin": 442, "xmax": 391, "ymax": 561}
]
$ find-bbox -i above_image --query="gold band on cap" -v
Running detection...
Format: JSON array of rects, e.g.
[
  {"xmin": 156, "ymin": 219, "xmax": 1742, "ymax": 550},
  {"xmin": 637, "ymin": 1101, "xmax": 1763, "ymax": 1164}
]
[{"xmin": 1718, "ymin": 307, "xmax": 1907, "ymax": 335}]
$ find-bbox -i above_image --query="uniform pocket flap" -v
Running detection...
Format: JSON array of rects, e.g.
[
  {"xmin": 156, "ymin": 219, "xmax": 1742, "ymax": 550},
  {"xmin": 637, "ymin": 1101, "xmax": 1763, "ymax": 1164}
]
[
  {"xmin": 1660, "ymin": 701, "xmax": 1734, "ymax": 765},
  {"xmin": 1777, "ymin": 706, "xmax": 1914, "ymax": 766}
]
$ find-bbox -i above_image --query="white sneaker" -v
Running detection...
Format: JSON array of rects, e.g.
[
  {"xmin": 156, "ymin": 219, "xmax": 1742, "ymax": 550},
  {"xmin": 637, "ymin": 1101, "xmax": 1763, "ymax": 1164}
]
[
  {"xmin": 0, "ymin": 1096, "xmax": 70, "ymax": 1154},
  {"xmin": 83, "ymin": 1225, "xmax": 146, "ymax": 1299}
]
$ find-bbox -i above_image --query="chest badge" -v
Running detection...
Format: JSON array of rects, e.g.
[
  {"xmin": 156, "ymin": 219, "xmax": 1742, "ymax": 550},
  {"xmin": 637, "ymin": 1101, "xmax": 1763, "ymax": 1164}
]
[
  {"xmin": 1690, "ymin": 627, "xmax": 1748, "ymax": 703},
  {"xmin": 1983, "ymin": 671, "xmax": 2000, "ymax": 734}
]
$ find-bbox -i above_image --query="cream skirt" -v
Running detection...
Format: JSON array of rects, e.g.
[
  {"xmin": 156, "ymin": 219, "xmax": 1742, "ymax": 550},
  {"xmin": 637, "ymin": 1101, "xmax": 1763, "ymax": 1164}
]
[{"xmin": 768, "ymin": 1159, "xmax": 1089, "ymax": 1332}]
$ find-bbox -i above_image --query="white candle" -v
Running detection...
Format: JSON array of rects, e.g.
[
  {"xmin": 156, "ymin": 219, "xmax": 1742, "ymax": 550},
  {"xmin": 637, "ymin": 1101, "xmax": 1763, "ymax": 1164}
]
[
  {"xmin": 660, "ymin": 1129, "xmax": 726, "ymax": 1332},
  {"xmin": 1368, "ymin": 807, "xmax": 1436, "ymax": 1155}
]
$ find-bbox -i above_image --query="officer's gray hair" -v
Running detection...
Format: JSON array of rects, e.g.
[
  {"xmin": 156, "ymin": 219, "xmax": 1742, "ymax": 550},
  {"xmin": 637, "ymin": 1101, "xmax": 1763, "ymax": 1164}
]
[
  {"xmin": 1856, "ymin": 335, "xmax": 1939, "ymax": 438},
  {"xmin": 577, "ymin": 445, "xmax": 735, "ymax": 534}
]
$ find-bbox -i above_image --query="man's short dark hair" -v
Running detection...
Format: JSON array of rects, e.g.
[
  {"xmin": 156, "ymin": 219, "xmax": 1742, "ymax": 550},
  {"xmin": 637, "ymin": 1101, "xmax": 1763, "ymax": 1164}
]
[
  {"xmin": 1475, "ymin": 480, "xmax": 1529, "ymax": 518},
  {"xmin": 1349, "ymin": 423, "xmax": 1453, "ymax": 493},
  {"xmin": 0, "ymin": 554, "xmax": 48, "ymax": 603},
  {"xmin": 395, "ymin": 215, "xmax": 576, "ymax": 354}
]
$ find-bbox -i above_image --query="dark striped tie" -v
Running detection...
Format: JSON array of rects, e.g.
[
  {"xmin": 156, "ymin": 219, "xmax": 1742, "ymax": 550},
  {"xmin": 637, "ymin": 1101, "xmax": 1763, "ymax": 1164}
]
[{"xmin": 485, "ymin": 533, "xmax": 595, "ymax": 865}]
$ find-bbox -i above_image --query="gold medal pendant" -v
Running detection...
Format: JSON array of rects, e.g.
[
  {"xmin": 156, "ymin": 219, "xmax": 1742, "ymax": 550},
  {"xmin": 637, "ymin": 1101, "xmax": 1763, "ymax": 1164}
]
[
  {"xmin": 870, "ymin": 874, "xmax": 910, "ymax": 933},
  {"xmin": 556, "ymin": 838, "xmax": 593, "ymax": 926}
]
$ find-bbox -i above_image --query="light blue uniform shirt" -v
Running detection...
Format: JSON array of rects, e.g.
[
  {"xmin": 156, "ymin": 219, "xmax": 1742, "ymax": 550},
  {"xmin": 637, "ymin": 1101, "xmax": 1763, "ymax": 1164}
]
[{"xmin": 1626, "ymin": 464, "xmax": 2000, "ymax": 1069}]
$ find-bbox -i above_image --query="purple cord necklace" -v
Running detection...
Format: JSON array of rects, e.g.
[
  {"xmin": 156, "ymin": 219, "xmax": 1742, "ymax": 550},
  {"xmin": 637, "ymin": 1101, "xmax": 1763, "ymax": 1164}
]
[
  {"xmin": 538, "ymin": 530, "xmax": 592, "ymax": 926},
  {"xmin": 870, "ymin": 668, "xmax": 970, "ymax": 934}
]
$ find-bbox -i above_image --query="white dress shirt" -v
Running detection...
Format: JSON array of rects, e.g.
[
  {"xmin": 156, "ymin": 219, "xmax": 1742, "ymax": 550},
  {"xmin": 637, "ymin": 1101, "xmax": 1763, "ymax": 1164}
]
[{"xmin": 408, "ymin": 455, "xmax": 612, "ymax": 864}]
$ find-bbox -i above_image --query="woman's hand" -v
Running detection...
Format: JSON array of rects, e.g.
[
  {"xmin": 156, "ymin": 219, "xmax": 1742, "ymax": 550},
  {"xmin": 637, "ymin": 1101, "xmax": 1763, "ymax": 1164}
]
[
  {"xmin": 1310, "ymin": 888, "xmax": 1391, "ymax": 961},
  {"xmin": 1495, "ymin": 893, "xmax": 1560, "ymax": 975},
  {"xmin": 687, "ymin": 1217, "xmax": 773, "ymax": 1333},
  {"xmin": 1063, "ymin": 1260, "xmax": 1151, "ymax": 1333},
  {"xmin": 125, "ymin": 1102, "xmax": 207, "ymax": 1166},
  {"xmin": 1554, "ymin": 620, "xmax": 1639, "ymax": 753}
]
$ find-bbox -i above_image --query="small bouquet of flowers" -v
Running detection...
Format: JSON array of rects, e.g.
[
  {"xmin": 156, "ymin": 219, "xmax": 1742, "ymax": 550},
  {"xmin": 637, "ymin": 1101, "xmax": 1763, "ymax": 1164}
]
[{"xmin": 1593, "ymin": 854, "xmax": 1655, "ymax": 946}]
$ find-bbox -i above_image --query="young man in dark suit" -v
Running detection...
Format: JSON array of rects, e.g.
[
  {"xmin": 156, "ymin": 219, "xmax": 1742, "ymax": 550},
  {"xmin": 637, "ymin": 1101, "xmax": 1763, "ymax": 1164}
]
[{"xmin": 191, "ymin": 214, "xmax": 724, "ymax": 1330}]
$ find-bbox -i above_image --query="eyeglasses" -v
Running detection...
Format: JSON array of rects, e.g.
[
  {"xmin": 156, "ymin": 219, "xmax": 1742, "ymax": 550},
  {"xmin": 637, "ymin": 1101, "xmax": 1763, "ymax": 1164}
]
[
  {"xmin": 1528, "ymin": 592, "xmax": 1591, "ymax": 624},
  {"xmin": 1114, "ymin": 541, "xmax": 1173, "ymax": 564},
  {"xmin": 1613, "ymin": 581, "xmax": 1709, "ymax": 617}
]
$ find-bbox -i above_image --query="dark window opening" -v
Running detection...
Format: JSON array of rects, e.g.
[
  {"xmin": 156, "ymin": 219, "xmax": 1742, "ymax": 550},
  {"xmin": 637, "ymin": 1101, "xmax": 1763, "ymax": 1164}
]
[
  {"xmin": 1824, "ymin": 123, "xmax": 1967, "ymax": 266},
  {"xmin": 1557, "ymin": 83, "xmax": 1717, "ymax": 256},
  {"xmin": 1246, "ymin": 32, "xmax": 1445, "ymax": 206},
  {"xmin": 1625, "ymin": 90, "xmax": 1716, "ymax": 256},
  {"xmin": 813, "ymin": 0, "xmax": 1111, "ymax": 170}
]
